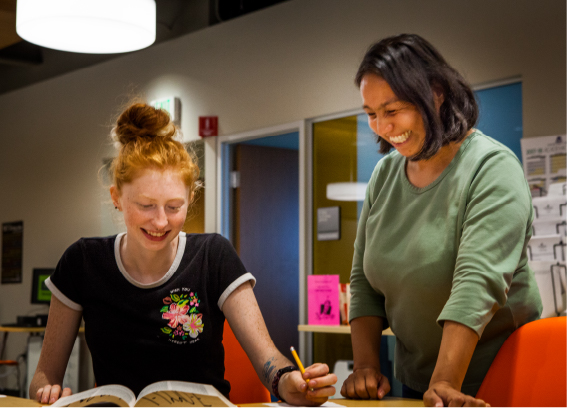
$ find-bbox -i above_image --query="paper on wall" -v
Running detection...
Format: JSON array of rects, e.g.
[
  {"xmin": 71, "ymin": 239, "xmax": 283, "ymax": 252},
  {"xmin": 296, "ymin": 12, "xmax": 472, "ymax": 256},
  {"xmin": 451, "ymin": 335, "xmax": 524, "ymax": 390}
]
[{"xmin": 521, "ymin": 135, "xmax": 566, "ymax": 196}]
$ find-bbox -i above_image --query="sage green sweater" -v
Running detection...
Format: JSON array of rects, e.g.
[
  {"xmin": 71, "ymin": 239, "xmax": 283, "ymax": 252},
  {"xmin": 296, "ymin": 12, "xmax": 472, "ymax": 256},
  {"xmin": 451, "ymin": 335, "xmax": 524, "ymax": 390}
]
[{"xmin": 349, "ymin": 130, "xmax": 542, "ymax": 396}]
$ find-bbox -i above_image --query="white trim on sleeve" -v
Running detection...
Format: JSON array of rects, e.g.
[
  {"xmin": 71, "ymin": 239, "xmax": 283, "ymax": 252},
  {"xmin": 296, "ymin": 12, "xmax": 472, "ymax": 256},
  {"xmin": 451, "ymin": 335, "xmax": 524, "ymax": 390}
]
[
  {"xmin": 217, "ymin": 272, "xmax": 256, "ymax": 311},
  {"xmin": 45, "ymin": 277, "xmax": 83, "ymax": 311}
]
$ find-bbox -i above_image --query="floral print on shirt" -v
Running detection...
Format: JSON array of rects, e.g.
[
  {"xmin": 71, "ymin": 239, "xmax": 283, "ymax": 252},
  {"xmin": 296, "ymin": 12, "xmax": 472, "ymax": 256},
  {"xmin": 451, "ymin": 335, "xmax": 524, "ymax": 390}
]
[{"xmin": 160, "ymin": 290, "xmax": 203, "ymax": 343}]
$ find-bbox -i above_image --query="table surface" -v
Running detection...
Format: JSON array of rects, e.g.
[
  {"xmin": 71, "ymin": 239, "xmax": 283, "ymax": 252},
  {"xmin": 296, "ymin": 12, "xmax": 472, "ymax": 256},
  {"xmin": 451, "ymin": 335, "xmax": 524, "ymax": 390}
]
[
  {"xmin": 239, "ymin": 397, "xmax": 423, "ymax": 407},
  {"xmin": 0, "ymin": 395, "xmax": 423, "ymax": 407},
  {"xmin": 0, "ymin": 396, "xmax": 43, "ymax": 407},
  {"xmin": 0, "ymin": 326, "xmax": 85, "ymax": 333}
]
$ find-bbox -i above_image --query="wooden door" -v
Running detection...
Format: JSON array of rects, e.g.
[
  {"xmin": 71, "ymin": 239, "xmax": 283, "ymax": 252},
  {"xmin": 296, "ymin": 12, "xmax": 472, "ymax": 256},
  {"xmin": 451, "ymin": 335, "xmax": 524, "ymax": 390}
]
[{"xmin": 234, "ymin": 143, "xmax": 299, "ymax": 361}]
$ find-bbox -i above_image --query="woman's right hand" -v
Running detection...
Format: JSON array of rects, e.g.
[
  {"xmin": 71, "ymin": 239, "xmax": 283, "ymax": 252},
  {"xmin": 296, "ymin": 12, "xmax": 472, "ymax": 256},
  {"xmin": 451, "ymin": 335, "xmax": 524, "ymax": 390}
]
[
  {"xmin": 36, "ymin": 384, "xmax": 72, "ymax": 404},
  {"xmin": 340, "ymin": 367, "xmax": 390, "ymax": 399}
]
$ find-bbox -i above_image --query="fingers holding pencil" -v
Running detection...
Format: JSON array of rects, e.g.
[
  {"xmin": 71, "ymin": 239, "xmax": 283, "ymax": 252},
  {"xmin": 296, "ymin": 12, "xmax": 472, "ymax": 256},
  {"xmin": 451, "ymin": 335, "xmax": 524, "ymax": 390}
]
[
  {"xmin": 302, "ymin": 363, "xmax": 337, "ymax": 387},
  {"xmin": 284, "ymin": 348, "xmax": 337, "ymax": 406},
  {"xmin": 283, "ymin": 363, "xmax": 337, "ymax": 405}
]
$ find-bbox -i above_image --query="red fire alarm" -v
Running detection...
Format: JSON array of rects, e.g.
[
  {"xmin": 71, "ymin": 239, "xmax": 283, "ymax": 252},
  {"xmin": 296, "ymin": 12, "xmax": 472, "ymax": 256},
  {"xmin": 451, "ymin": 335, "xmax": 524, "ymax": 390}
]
[{"xmin": 199, "ymin": 116, "xmax": 218, "ymax": 137}]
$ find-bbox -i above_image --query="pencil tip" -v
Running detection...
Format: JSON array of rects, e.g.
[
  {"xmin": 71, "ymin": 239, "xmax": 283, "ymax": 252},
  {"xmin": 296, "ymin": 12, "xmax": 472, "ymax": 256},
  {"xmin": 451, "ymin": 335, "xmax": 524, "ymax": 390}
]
[{"xmin": 290, "ymin": 346, "xmax": 295, "ymax": 351}]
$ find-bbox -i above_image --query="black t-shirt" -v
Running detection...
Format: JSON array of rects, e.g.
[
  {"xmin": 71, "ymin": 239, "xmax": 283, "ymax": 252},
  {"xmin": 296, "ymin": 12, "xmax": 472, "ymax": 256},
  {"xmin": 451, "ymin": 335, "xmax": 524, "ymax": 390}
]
[{"xmin": 46, "ymin": 232, "xmax": 254, "ymax": 398}]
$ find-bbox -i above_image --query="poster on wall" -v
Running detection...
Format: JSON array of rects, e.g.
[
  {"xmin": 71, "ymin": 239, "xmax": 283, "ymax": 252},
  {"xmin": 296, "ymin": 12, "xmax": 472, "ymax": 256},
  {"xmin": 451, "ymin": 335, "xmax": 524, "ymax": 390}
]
[
  {"xmin": 1, "ymin": 221, "xmax": 23, "ymax": 284},
  {"xmin": 521, "ymin": 135, "xmax": 566, "ymax": 196}
]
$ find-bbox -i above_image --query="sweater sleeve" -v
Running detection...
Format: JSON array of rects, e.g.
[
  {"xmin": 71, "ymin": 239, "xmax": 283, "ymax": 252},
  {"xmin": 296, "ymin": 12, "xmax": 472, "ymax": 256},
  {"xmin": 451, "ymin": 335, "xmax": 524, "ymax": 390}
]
[
  {"xmin": 437, "ymin": 151, "xmax": 533, "ymax": 337},
  {"xmin": 348, "ymin": 162, "xmax": 389, "ymax": 327}
]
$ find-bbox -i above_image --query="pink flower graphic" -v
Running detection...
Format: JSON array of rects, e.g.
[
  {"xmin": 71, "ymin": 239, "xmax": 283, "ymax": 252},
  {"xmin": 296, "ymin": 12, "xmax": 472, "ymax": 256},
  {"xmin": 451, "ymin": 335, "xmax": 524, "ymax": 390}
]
[
  {"xmin": 162, "ymin": 303, "xmax": 190, "ymax": 328},
  {"xmin": 183, "ymin": 314, "xmax": 204, "ymax": 338}
]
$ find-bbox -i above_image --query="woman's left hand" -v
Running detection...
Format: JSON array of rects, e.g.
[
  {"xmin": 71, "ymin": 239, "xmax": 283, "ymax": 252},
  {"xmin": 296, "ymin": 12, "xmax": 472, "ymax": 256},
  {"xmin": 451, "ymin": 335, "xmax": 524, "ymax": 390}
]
[
  {"xmin": 424, "ymin": 381, "xmax": 490, "ymax": 407},
  {"xmin": 279, "ymin": 363, "xmax": 337, "ymax": 406}
]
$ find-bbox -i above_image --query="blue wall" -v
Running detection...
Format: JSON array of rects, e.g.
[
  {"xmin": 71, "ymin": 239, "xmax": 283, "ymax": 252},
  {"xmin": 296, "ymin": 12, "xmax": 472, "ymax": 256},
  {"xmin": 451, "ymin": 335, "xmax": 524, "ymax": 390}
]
[{"xmin": 475, "ymin": 82, "xmax": 523, "ymax": 162}]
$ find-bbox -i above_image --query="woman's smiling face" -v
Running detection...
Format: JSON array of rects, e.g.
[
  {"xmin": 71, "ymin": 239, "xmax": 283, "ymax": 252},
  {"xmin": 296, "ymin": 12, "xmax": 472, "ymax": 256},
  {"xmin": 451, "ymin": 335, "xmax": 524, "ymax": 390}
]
[
  {"xmin": 111, "ymin": 167, "xmax": 190, "ymax": 253},
  {"xmin": 360, "ymin": 73, "xmax": 427, "ymax": 159}
]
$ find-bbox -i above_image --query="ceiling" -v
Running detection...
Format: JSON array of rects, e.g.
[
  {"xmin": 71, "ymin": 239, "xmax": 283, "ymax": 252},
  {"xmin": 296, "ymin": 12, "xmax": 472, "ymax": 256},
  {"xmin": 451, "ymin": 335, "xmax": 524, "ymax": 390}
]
[{"xmin": 0, "ymin": 0, "xmax": 287, "ymax": 95}]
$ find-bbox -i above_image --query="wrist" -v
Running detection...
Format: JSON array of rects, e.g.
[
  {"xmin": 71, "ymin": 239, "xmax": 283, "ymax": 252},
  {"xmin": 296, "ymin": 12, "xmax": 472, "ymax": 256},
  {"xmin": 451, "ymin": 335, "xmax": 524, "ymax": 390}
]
[
  {"xmin": 353, "ymin": 362, "xmax": 381, "ymax": 373},
  {"xmin": 278, "ymin": 371, "xmax": 295, "ymax": 401},
  {"xmin": 272, "ymin": 365, "xmax": 298, "ymax": 402},
  {"xmin": 429, "ymin": 378, "xmax": 461, "ymax": 392}
]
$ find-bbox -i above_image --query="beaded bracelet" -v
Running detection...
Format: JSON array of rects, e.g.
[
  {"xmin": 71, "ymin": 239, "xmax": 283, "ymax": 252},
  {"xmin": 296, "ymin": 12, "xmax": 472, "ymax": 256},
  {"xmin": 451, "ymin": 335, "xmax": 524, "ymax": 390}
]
[{"xmin": 272, "ymin": 365, "xmax": 298, "ymax": 402}]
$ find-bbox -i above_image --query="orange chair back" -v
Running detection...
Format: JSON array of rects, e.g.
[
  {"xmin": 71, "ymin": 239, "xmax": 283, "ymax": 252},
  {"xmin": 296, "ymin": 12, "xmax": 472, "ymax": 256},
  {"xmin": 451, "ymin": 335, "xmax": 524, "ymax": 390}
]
[
  {"xmin": 223, "ymin": 320, "xmax": 271, "ymax": 404},
  {"xmin": 476, "ymin": 317, "xmax": 567, "ymax": 407}
]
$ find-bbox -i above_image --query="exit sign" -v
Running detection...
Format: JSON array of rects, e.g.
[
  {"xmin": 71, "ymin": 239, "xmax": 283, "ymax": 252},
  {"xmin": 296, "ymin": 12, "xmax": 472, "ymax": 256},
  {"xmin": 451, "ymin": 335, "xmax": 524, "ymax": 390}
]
[{"xmin": 150, "ymin": 97, "xmax": 181, "ymax": 124}]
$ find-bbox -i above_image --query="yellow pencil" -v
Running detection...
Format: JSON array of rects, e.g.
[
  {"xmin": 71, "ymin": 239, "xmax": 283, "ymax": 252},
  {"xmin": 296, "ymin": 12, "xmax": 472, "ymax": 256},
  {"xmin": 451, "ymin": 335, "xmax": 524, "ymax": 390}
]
[{"xmin": 290, "ymin": 346, "xmax": 309, "ymax": 384}]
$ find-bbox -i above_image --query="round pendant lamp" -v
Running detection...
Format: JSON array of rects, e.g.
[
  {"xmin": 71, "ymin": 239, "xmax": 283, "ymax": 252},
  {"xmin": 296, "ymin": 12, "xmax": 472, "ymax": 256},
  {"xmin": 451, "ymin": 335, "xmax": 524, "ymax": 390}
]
[
  {"xmin": 326, "ymin": 182, "xmax": 368, "ymax": 202},
  {"xmin": 16, "ymin": 0, "xmax": 156, "ymax": 54}
]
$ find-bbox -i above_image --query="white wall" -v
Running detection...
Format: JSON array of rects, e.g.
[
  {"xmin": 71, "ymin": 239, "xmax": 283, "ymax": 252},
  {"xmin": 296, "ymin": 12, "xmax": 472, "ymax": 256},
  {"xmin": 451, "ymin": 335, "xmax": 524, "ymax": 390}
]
[{"xmin": 0, "ymin": 0, "xmax": 565, "ymax": 391}]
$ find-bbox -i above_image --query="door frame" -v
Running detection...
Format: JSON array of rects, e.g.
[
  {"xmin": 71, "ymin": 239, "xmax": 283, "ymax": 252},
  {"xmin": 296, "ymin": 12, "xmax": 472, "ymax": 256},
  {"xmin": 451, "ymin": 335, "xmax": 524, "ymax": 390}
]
[{"xmin": 216, "ymin": 121, "xmax": 311, "ymax": 364}]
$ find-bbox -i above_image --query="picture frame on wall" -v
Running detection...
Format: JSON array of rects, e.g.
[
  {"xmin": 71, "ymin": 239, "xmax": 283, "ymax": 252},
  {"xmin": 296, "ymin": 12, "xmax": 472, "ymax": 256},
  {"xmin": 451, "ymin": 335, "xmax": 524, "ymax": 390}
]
[
  {"xmin": 31, "ymin": 268, "xmax": 53, "ymax": 305},
  {"xmin": 1, "ymin": 221, "xmax": 24, "ymax": 284}
]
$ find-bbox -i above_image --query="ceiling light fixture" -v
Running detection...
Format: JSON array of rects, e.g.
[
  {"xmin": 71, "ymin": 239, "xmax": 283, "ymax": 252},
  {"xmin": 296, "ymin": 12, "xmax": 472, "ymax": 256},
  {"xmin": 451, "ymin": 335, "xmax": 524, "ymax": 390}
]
[{"xmin": 16, "ymin": 0, "xmax": 156, "ymax": 54}]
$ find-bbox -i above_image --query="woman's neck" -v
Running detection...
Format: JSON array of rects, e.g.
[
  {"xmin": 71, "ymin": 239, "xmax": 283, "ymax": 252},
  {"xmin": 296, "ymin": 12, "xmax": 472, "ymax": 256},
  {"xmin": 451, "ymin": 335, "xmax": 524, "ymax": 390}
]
[
  {"xmin": 119, "ymin": 233, "xmax": 179, "ymax": 284},
  {"xmin": 406, "ymin": 130, "xmax": 473, "ymax": 188}
]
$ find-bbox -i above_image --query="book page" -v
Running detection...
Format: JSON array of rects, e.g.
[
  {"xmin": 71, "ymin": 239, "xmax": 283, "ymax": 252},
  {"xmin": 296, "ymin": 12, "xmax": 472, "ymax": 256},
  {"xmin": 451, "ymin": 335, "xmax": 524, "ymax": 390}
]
[
  {"xmin": 135, "ymin": 381, "xmax": 234, "ymax": 407},
  {"xmin": 52, "ymin": 385, "xmax": 136, "ymax": 407}
]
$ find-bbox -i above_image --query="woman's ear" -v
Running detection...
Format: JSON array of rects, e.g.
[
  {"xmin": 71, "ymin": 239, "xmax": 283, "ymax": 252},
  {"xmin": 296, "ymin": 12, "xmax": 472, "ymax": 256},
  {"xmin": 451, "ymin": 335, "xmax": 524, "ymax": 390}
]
[
  {"xmin": 110, "ymin": 185, "xmax": 121, "ymax": 210},
  {"xmin": 432, "ymin": 85, "xmax": 445, "ymax": 112}
]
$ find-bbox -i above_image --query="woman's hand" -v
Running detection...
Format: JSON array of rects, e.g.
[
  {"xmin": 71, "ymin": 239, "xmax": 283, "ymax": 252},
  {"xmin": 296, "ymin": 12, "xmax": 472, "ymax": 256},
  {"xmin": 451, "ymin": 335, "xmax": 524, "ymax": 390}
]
[
  {"xmin": 424, "ymin": 381, "xmax": 489, "ymax": 407},
  {"xmin": 35, "ymin": 384, "xmax": 72, "ymax": 404},
  {"xmin": 340, "ymin": 367, "xmax": 390, "ymax": 399},
  {"xmin": 279, "ymin": 363, "xmax": 337, "ymax": 406}
]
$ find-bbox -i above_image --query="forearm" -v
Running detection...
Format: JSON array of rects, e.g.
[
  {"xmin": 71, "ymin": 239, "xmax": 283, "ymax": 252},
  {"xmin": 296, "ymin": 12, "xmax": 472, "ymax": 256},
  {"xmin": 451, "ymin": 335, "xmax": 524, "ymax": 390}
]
[
  {"xmin": 430, "ymin": 320, "xmax": 479, "ymax": 390},
  {"xmin": 29, "ymin": 296, "xmax": 82, "ymax": 399},
  {"xmin": 223, "ymin": 283, "xmax": 294, "ymax": 391},
  {"xmin": 351, "ymin": 316, "xmax": 383, "ymax": 371},
  {"xmin": 257, "ymin": 347, "xmax": 296, "ymax": 392},
  {"xmin": 340, "ymin": 316, "xmax": 390, "ymax": 400},
  {"xmin": 224, "ymin": 283, "xmax": 335, "ymax": 405}
]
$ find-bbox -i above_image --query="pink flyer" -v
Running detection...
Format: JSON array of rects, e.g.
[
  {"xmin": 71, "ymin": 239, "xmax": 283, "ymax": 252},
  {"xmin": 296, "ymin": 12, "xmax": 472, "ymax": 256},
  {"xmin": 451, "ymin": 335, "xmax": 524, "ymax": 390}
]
[{"xmin": 308, "ymin": 275, "xmax": 340, "ymax": 325}]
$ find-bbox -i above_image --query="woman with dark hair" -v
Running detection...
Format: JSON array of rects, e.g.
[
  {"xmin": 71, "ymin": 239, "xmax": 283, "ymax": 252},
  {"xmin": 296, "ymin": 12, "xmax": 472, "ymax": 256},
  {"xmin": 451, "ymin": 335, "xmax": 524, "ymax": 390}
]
[{"xmin": 341, "ymin": 34, "xmax": 541, "ymax": 406}]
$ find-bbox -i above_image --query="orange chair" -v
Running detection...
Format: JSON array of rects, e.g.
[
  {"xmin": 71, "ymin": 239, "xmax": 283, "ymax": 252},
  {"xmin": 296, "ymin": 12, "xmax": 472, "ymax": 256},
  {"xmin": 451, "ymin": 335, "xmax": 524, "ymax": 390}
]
[
  {"xmin": 223, "ymin": 320, "xmax": 271, "ymax": 405},
  {"xmin": 476, "ymin": 317, "xmax": 566, "ymax": 407}
]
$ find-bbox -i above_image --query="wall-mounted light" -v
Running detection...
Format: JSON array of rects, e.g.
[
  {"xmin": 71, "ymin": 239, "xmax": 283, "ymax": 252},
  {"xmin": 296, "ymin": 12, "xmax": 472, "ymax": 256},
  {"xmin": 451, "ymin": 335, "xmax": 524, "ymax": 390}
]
[
  {"xmin": 326, "ymin": 182, "xmax": 368, "ymax": 202},
  {"xmin": 16, "ymin": 0, "xmax": 156, "ymax": 54}
]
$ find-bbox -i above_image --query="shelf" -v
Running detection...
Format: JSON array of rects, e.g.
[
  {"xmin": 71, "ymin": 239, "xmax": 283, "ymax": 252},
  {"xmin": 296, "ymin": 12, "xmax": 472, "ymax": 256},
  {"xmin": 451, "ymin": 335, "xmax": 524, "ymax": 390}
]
[
  {"xmin": 0, "ymin": 326, "xmax": 47, "ymax": 333},
  {"xmin": 0, "ymin": 326, "xmax": 85, "ymax": 333},
  {"xmin": 298, "ymin": 324, "xmax": 394, "ymax": 336}
]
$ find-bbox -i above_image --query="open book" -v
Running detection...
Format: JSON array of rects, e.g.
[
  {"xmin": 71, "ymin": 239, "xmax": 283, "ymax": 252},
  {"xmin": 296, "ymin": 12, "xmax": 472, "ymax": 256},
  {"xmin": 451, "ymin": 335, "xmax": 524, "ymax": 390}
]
[{"xmin": 51, "ymin": 381, "xmax": 235, "ymax": 407}]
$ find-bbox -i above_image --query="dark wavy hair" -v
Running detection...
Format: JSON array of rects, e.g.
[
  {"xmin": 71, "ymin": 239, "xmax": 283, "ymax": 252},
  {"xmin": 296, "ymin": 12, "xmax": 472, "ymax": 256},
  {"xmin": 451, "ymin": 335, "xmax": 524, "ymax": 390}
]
[{"xmin": 355, "ymin": 34, "xmax": 478, "ymax": 161}]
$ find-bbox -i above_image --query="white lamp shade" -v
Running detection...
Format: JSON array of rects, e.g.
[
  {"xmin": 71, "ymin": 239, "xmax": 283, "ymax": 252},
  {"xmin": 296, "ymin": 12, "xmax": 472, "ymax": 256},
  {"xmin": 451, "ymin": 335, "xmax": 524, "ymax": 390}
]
[
  {"xmin": 326, "ymin": 182, "xmax": 368, "ymax": 202},
  {"xmin": 16, "ymin": 0, "xmax": 156, "ymax": 54}
]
